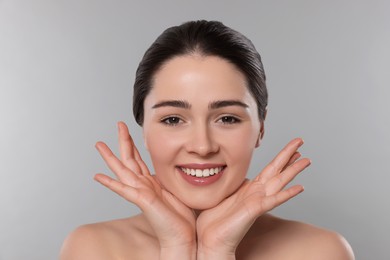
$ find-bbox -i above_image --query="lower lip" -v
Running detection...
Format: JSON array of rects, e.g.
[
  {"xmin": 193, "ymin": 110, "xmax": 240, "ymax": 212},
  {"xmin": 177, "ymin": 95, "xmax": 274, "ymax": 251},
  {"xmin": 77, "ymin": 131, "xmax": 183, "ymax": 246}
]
[{"xmin": 178, "ymin": 167, "xmax": 225, "ymax": 186}]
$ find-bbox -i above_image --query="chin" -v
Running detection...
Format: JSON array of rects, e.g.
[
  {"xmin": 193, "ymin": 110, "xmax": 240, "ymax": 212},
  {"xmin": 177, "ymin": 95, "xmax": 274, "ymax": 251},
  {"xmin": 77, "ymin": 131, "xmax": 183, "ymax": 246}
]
[{"xmin": 179, "ymin": 194, "xmax": 224, "ymax": 211}]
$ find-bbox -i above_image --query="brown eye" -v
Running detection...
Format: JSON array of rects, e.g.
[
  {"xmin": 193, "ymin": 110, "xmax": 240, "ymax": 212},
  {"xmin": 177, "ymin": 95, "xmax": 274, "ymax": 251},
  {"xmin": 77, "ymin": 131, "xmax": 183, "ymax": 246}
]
[
  {"xmin": 161, "ymin": 116, "xmax": 182, "ymax": 126},
  {"xmin": 218, "ymin": 116, "xmax": 241, "ymax": 124}
]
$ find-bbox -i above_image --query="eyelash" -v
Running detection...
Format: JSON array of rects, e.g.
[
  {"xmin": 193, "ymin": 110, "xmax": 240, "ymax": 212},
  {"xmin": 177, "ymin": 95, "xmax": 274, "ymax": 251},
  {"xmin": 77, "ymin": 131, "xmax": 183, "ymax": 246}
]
[
  {"xmin": 160, "ymin": 116, "xmax": 183, "ymax": 126},
  {"xmin": 217, "ymin": 115, "xmax": 241, "ymax": 125},
  {"xmin": 160, "ymin": 115, "xmax": 241, "ymax": 126}
]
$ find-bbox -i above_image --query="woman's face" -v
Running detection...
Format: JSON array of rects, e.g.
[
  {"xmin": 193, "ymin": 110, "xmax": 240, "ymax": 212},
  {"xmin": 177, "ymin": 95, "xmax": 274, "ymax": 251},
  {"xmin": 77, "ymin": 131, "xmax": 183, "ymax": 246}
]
[{"xmin": 143, "ymin": 55, "xmax": 263, "ymax": 210}]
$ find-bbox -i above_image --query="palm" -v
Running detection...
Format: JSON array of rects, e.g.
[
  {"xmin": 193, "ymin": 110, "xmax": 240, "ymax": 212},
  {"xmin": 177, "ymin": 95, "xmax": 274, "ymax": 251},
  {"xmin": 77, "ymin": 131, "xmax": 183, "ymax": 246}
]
[
  {"xmin": 197, "ymin": 138, "xmax": 311, "ymax": 253},
  {"xmin": 94, "ymin": 122, "xmax": 196, "ymax": 247},
  {"xmin": 196, "ymin": 180, "xmax": 266, "ymax": 253}
]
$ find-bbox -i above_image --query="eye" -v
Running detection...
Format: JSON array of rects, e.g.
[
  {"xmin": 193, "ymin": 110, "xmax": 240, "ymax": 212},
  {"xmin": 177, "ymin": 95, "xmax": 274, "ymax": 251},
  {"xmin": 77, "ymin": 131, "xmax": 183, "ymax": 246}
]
[
  {"xmin": 218, "ymin": 115, "xmax": 241, "ymax": 124},
  {"xmin": 161, "ymin": 116, "xmax": 183, "ymax": 126}
]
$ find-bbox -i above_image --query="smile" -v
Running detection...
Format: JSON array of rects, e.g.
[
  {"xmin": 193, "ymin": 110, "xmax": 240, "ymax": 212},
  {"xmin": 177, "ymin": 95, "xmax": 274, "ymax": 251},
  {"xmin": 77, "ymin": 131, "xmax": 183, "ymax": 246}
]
[
  {"xmin": 180, "ymin": 167, "xmax": 225, "ymax": 178},
  {"xmin": 176, "ymin": 164, "xmax": 226, "ymax": 186}
]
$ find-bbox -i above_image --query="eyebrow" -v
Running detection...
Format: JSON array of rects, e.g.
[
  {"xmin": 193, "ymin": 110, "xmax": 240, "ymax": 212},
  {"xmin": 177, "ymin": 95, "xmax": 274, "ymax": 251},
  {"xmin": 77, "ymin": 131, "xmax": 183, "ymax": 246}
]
[
  {"xmin": 152, "ymin": 99, "xmax": 248, "ymax": 110},
  {"xmin": 152, "ymin": 100, "xmax": 191, "ymax": 109},
  {"xmin": 208, "ymin": 100, "xmax": 249, "ymax": 109}
]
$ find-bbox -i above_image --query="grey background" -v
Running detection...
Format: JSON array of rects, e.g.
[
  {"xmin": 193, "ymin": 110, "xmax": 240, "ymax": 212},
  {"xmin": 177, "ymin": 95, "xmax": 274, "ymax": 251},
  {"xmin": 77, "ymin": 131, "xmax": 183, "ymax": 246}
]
[{"xmin": 1, "ymin": 0, "xmax": 389, "ymax": 259}]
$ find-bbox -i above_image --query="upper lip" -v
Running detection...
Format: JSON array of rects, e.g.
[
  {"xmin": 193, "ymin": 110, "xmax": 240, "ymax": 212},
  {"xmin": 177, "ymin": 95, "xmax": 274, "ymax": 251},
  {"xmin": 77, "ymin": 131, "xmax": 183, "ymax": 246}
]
[{"xmin": 177, "ymin": 163, "xmax": 226, "ymax": 169}]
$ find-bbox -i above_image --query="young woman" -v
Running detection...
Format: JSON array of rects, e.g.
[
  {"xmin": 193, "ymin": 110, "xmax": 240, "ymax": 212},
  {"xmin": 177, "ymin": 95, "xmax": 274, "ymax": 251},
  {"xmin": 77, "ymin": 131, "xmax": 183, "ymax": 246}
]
[{"xmin": 60, "ymin": 20, "xmax": 354, "ymax": 259}]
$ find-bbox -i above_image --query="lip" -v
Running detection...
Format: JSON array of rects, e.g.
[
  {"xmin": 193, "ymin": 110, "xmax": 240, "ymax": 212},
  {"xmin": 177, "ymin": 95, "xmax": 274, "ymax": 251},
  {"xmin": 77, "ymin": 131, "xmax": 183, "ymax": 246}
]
[
  {"xmin": 176, "ymin": 164, "xmax": 226, "ymax": 186},
  {"xmin": 177, "ymin": 163, "xmax": 226, "ymax": 169}
]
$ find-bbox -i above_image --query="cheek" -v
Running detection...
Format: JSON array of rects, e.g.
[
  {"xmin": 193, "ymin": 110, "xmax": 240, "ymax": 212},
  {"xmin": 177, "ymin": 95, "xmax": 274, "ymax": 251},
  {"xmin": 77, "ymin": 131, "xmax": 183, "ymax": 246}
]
[
  {"xmin": 144, "ymin": 131, "xmax": 182, "ymax": 172},
  {"xmin": 221, "ymin": 126, "xmax": 259, "ymax": 174},
  {"xmin": 223, "ymin": 125, "xmax": 259, "ymax": 153}
]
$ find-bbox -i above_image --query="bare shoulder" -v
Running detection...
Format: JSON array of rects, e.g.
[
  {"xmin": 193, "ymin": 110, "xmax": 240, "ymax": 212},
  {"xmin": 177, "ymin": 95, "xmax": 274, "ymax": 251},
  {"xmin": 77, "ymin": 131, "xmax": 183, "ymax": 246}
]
[
  {"xmin": 59, "ymin": 215, "xmax": 158, "ymax": 260},
  {"xmin": 297, "ymin": 223, "xmax": 354, "ymax": 260},
  {"xmin": 237, "ymin": 214, "xmax": 354, "ymax": 260},
  {"xmin": 59, "ymin": 222, "xmax": 113, "ymax": 260},
  {"xmin": 279, "ymin": 217, "xmax": 355, "ymax": 260}
]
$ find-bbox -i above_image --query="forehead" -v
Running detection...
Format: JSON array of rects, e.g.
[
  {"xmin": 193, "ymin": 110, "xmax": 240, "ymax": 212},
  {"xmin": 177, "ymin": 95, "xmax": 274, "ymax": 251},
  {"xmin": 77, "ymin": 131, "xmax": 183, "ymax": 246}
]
[{"xmin": 148, "ymin": 55, "xmax": 251, "ymax": 101}]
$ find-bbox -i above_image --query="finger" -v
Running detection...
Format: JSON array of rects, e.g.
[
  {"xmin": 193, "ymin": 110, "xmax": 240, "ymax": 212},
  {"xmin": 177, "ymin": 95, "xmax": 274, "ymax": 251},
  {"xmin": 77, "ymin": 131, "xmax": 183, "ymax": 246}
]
[
  {"xmin": 95, "ymin": 141, "xmax": 138, "ymax": 185},
  {"xmin": 128, "ymin": 138, "xmax": 150, "ymax": 176},
  {"xmin": 256, "ymin": 138, "xmax": 304, "ymax": 183},
  {"xmin": 259, "ymin": 185, "xmax": 304, "ymax": 213},
  {"xmin": 118, "ymin": 121, "xmax": 150, "ymax": 176},
  {"xmin": 281, "ymin": 151, "xmax": 301, "ymax": 172},
  {"xmin": 132, "ymin": 145, "xmax": 150, "ymax": 176},
  {"xmin": 95, "ymin": 174, "xmax": 168, "ymax": 219},
  {"xmin": 266, "ymin": 158, "xmax": 311, "ymax": 195},
  {"xmin": 94, "ymin": 173, "xmax": 139, "ymax": 204},
  {"xmin": 118, "ymin": 121, "xmax": 142, "ymax": 175}
]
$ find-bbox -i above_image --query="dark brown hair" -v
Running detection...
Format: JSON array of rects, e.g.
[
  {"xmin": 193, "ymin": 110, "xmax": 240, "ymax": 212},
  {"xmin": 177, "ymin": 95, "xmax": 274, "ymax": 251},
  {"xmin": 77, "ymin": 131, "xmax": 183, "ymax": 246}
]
[{"xmin": 133, "ymin": 20, "xmax": 267, "ymax": 125}]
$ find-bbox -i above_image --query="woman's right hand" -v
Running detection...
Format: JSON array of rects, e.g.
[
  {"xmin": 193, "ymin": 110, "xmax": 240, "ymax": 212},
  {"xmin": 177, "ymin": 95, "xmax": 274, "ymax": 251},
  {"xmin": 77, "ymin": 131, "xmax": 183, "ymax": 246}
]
[{"xmin": 94, "ymin": 122, "xmax": 196, "ymax": 258}]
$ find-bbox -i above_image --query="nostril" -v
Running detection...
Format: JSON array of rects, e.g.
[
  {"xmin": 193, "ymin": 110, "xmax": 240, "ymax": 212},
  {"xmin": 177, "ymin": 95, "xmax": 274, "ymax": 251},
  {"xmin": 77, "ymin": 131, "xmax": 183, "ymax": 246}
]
[{"xmin": 185, "ymin": 127, "xmax": 219, "ymax": 155}]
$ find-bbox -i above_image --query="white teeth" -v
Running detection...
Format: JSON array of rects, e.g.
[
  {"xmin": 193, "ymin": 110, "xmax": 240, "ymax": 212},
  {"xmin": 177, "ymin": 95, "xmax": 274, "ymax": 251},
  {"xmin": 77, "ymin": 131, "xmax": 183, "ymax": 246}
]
[{"xmin": 180, "ymin": 167, "xmax": 224, "ymax": 178}]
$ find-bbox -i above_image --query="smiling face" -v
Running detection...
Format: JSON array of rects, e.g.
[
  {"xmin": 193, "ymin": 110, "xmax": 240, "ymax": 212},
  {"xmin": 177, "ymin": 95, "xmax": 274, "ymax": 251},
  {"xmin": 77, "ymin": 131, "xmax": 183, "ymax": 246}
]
[{"xmin": 143, "ymin": 55, "xmax": 263, "ymax": 210}]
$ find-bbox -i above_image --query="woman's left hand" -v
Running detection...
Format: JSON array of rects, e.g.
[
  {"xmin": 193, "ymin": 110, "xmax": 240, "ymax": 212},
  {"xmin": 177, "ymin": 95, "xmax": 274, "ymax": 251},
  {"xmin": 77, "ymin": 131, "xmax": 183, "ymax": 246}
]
[{"xmin": 196, "ymin": 138, "xmax": 311, "ymax": 259}]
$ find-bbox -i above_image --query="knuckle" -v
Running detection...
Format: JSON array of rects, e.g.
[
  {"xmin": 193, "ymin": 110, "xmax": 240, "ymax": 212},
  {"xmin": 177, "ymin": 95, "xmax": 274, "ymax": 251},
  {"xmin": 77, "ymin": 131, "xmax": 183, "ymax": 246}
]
[{"xmin": 266, "ymin": 162, "xmax": 277, "ymax": 173}]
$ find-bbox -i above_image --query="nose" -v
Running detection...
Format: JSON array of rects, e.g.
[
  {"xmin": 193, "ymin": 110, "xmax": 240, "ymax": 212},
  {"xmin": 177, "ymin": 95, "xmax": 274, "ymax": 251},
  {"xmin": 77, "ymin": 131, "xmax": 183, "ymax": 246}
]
[{"xmin": 185, "ymin": 123, "xmax": 219, "ymax": 157}]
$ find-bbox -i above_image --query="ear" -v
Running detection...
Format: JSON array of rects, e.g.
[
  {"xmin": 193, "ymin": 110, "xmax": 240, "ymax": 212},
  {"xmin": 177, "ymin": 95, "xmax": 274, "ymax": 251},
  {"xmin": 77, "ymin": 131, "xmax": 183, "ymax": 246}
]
[
  {"xmin": 255, "ymin": 123, "xmax": 265, "ymax": 148},
  {"xmin": 255, "ymin": 109, "xmax": 267, "ymax": 148}
]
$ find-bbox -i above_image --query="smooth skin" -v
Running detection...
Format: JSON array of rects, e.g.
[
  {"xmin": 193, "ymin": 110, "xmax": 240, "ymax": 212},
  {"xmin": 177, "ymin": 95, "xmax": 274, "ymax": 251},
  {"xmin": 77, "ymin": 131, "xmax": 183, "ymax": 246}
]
[
  {"xmin": 60, "ymin": 56, "xmax": 354, "ymax": 259},
  {"xmin": 60, "ymin": 124, "xmax": 354, "ymax": 259}
]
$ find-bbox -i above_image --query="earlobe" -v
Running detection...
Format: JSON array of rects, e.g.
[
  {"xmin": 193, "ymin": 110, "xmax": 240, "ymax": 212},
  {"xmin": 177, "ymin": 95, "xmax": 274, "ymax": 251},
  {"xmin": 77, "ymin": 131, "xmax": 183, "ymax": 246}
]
[
  {"xmin": 255, "ymin": 121, "xmax": 265, "ymax": 148},
  {"xmin": 255, "ymin": 132, "xmax": 262, "ymax": 148},
  {"xmin": 255, "ymin": 136, "xmax": 261, "ymax": 148},
  {"xmin": 255, "ymin": 109, "xmax": 267, "ymax": 147}
]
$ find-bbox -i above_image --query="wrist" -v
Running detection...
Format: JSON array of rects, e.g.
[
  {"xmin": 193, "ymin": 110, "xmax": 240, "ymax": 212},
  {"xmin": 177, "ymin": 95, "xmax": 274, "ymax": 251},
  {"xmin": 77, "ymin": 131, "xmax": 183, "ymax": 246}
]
[
  {"xmin": 159, "ymin": 243, "xmax": 196, "ymax": 260},
  {"xmin": 197, "ymin": 244, "xmax": 236, "ymax": 260}
]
